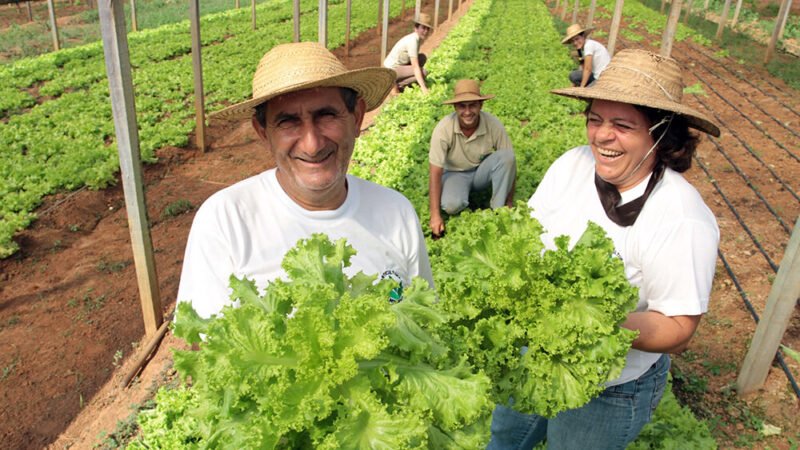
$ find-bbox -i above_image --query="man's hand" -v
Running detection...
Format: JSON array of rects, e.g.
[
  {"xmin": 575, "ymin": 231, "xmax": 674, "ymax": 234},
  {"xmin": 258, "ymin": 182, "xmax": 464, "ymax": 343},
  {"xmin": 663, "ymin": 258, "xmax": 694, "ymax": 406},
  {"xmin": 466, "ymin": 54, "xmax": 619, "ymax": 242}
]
[{"xmin": 430, "ymin": 214, "xmax": 445, "ymax": 237}]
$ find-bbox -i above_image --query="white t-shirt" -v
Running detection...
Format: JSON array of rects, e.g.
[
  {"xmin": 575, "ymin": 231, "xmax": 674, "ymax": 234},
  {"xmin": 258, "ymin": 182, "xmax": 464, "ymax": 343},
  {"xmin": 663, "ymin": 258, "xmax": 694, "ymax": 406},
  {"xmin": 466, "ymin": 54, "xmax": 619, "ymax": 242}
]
[
  {"xmin": 383, "ymin": 32, "xmax": 420, "ymax": 68},
  {"xmin": 584, "ymin": 39, "xmax": 610, "ymax": 79},
  {"xmin": 178, "ymin": 169, "xmax": 433, "ymax": 319},
  {"xmin": 528, "ymin": 146, "xmax": 719, "ymax": 385}
]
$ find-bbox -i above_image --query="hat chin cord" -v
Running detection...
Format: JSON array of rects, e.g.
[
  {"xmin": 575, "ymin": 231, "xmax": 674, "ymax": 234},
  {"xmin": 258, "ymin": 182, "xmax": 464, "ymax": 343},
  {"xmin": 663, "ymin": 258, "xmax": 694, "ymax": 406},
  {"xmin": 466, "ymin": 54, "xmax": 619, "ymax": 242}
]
[{"xmin": 599, "ymin": 113, "xmax": 674, "ymax": 187}]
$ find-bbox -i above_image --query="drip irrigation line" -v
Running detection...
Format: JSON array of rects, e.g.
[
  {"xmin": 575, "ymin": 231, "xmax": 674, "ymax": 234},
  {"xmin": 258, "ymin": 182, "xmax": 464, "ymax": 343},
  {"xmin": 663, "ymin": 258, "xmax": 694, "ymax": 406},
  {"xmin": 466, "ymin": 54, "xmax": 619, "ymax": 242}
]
[
  {"xmin": 679, "ymin": 55, "xmax": 800, "ymax": 141},
  {"xmin": 692, "ymin": 94, "xmax": 800, "ymax": 203},
  {"xmin": 706, "ymin": 138, "xmax": 793, "ymax": 234},
  {"xmin": 691, "ymin": 47, "xmax": 800, "ymax": 120},
  {"xmin": 687, "ymin": 67, "xmax": 800, "ymax": 163},
  {"xmin": 716, "ymin": 249, "xmax": 800, "ymax": 400},
  {"xmin": 693, "ymin": 155, "xmax": 780, "ymax": 272}
]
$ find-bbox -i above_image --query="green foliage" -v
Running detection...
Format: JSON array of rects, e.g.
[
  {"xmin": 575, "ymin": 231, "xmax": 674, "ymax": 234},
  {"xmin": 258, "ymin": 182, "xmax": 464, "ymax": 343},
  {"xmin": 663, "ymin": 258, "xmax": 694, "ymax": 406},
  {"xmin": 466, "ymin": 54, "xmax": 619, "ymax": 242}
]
[
  {"xmin": 684, "ymin": 83, "xmax": 708, "ymax": 96},
  {"xmin": 430, "ymin": 206, "xmax": 638, "ymax": 417},
  {"xmin": 160, "ymin": 199, "xmax": 194, "ymax": 219},
  {"xmin": 130, "ymin": 234, "xmax": 494, "ymax": 448}
]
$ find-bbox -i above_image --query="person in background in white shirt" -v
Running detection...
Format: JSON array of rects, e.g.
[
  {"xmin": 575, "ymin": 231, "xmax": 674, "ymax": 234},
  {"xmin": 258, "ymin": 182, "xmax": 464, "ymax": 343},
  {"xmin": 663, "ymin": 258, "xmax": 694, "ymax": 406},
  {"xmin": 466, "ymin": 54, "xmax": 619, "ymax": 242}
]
[
  {"xmin": 383, "ymin": 13, "xmax": 432, "ymax": 94},
  {"xmin": 563, "ymin": 23, "xmax": 611, "ymax": 87},
  {"xmin": 178, "ymin": 42, "xmax": 433, "ymax": 319},
  {"xmin": 488, "ymin": 49, "xmax": 721, "ymax": 450}
]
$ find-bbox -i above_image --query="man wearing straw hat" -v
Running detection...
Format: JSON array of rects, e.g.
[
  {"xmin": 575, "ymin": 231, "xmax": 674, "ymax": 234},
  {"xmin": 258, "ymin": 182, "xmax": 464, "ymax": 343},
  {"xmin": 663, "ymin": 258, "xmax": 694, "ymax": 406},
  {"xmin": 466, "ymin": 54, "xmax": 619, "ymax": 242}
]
[
  {"xmin": 563, "ymin": 23, "xmax": 610, "ymax": 87},
  {"xmin": 488, "ymin": 49, "xmax": 720, "ymax": 449},
  {"xmin": 383, "ymin": 13, "xmax": 433, "ymax": 94},
  {"xmin": 428, "ymin": 79, "xmax": 516, "ymax": 237},
  {"xmin": 177, "ymin": 42, "xmax": 433, "ymax": 319}
]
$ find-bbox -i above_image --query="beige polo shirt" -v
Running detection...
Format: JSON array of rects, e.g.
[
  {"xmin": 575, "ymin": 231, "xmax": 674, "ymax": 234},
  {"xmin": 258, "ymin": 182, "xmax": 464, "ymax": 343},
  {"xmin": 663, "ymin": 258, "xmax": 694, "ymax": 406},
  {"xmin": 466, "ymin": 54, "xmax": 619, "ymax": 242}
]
[
  {"xmin": 429, "ymin": 111, "xmax": 513, "ymax": 172},
  {"xmin": 383, "ymin": 33, "xmax": 420, "ymax": 68}
]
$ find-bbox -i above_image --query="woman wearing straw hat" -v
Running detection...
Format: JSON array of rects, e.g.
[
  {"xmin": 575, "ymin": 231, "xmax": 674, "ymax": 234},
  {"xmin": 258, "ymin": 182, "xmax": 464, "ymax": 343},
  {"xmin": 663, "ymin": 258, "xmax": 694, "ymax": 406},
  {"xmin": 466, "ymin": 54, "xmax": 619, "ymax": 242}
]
[
  {"xmin": 177, "ymin": 42, "xmax": 433, "ymax": 319},
  {"xmin": 563, "ymin": 23, "xmax": 610, "ymax": 87},
  {"xmin": 429, "ymin": 79, "xmax": 516, "ymax": 237},
  {"xmin": 383, "ymin": 13, "xmax": 433, "ymax": 95},
  {"xmin": 487, "ymin": 49, "xmax": 721, "ymax": 449}
]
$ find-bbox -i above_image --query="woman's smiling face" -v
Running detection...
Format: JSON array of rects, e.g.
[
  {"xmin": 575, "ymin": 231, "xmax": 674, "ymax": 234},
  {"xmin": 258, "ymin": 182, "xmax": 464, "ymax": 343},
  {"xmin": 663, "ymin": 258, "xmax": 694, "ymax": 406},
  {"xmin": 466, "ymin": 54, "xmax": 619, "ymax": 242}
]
[{"xmin": 587, "ymin": 99, "xmax": 657, "ymax": 192}]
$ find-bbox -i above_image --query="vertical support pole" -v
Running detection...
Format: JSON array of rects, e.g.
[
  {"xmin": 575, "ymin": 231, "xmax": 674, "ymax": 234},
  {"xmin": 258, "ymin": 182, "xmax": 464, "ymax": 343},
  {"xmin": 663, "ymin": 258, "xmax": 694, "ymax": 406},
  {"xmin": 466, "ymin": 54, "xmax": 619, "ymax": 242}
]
[
  {"xmin": 731, "ymin": 0, "xmax": 743, "ymax": 26},
  {"xmin": 737, "ymin": 218, "xmax": 800, "ymax": 394},
  {"xmin": 572, "ymin": 0, "xmax": 580, "ymax": 24},
  {"xmin": 765, "ymin": 0, "xmax": 792, "ymax": 63},
  {"xmin": 235, "ymin": 0, "xmax": 239, "ymax": 8},
  {"xmin": 434, "ymin": 0, "xmax": 440, "ymax": 29},
  {"xmin": 684, "ymin": 0, "xmax": 694, "ymax": 23},
  {"xmin": 587, "ymin": 0, "xmax": 597, "ymax": 27},
  {"xmin": 130, "ymin": 0, "xmax": 137, "ymax": 32},
  {"xmin": 776, "ymin": 0, "xmax": 792, "ymax": 40},
  {"xmin": 607, "ymin": 0, "xmax": 624, "ymax": 56},
  {"xmin": 47, "ymin": 0, "xmax": 60, "ymax": 51},
  {"xmin": 319, "ymin": 0, "xmax": 328, "ymax": 47},
  {"xmin": 661, "ymin": 0, "xmax": 667, "ymax": 13},
  {"xmin": 560, "ymin": 0, "xmax": 569, "ymax": 20},
  {"xmin": 448, "ymin": 0, "xmax": 453, "ymax": 21},
  {"xmin": 251, "ymin": 0, "xmax": 256, "ymax": 30},
  {"xmin": 189, "ymin": 0, "xmax": 205, "ymax": 152},
  {"xmin": 715, "ymin": 0, "xmax": 732, "ymax": 40},
  {"xmin": 402, "ymin": 0, "xmax": 406, "ymax": 18},
  {"xmin": 661, "ymin": 0, "xmax": 683, "ymax": 56},
  {"xmin": 98, "ymin": 0, "xmax": 162, "ymax": 336},
  {"xmin": 381, "ymin": 0, "xmax": 390, "ymax": 64},
  {"xmin": 26, "ymin": 1, "xmax": 33, "ymax": 21},
  {"xmin": 415, "ymin": 0, "xmax": 421, "ymax": 21},
  {"xmin": 294, "ymin": 0, "xmax": 300, "ymax": 42},
  {"xmin": 345, "ymin": 0, "xmax": 352, "ymax": 56}
]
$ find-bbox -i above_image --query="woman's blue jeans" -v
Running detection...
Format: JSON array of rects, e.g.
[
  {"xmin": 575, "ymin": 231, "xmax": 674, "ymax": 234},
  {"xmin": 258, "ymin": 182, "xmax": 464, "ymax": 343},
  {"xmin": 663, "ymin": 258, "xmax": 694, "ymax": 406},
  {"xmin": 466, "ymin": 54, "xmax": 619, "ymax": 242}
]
[{"xmin": 487, "ymin": 354, "xmax": 670, "ymax": 450}]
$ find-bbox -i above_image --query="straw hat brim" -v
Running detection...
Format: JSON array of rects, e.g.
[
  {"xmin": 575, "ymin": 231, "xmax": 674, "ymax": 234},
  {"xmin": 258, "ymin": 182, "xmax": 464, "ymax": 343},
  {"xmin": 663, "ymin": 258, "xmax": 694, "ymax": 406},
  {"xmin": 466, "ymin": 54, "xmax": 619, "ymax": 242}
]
[
  {"xmin": 442, "ymin": 93, "xmax": 495, "ymax": 105},
  {"xmin": 415, "ymin": 19, "xmax": 433, "ymax": 29},
  {"xmin": 551, "ymin": 86, "xmax": 721, "ymax": 137},
  {"xmin": 210, "ymin": 67, "xmax": 395, "ymax": 120},
  {"xmin": 562, "ymin": 26, "xmax": 594, "ymax": 44}
]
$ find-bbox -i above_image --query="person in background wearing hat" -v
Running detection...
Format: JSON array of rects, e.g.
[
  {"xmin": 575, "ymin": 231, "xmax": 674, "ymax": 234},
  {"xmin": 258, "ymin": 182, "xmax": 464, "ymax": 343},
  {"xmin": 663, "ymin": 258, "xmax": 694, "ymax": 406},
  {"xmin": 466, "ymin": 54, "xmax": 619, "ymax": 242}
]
[
  {"xmin": 428, "ymin": 79, "xmax": 515, "ymax": 237},
  {"xmin": 563, "ymin": 23, "xmax": 610, "ymax": 87},
  {"xmin": 383, "ymin": 13, "xmax": 432, "ymax": 94},
  {"xmin": 177, "ymin": 42, "xmax": 433, "ymax": 319},
  {"xmin": 487, "ymin": 49, "xmax": 721, "ymax": 449}
]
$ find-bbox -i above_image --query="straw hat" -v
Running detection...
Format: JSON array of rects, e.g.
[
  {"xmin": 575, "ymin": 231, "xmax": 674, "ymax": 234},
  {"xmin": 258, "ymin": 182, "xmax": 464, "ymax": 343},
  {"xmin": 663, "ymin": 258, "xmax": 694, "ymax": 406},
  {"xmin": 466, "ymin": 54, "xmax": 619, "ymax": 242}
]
[
  {"xmin": 415, "ymin": 12, "xmax": 433, "ymax": 29},
  {"xmin": 210, "ymin": 42, "xmax": 395, "ymax": 120},
  {"xmin": 551, "ymin": 49, "xmax": 720, "ymax": 137},
  {"xmin": 442, "ymin": 79, "xmax": 495, "ymax": 105},
  {"xmin": 562, "ymin": 23, "xmax": 594, "ymax": 44}
]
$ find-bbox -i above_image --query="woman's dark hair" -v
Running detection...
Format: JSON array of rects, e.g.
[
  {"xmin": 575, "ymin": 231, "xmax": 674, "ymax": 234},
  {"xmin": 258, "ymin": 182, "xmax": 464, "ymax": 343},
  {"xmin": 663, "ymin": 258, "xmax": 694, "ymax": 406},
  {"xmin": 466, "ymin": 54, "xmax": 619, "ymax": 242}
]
[
  {"xmin": 584, "ymin": 101, "xmax": 699, "ymax": 173},
  {"xmin": 254, "ymin": 87, "xmax": 358, "ymax": 128}
]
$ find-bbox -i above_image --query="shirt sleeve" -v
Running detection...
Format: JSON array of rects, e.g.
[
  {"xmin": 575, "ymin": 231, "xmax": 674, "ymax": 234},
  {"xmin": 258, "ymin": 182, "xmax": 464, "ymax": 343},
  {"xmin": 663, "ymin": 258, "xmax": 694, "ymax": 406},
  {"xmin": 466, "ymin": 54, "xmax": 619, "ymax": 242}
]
[
  {"xmin": 429, "ymin": 118, "xmax": 450, "ymax": 168},
  {"xmin": 641, "ymin": 218, "xmax": 719, "ymax": 316},
  {"xmin": 176, "ymin": 203, "xmax": 237, "ymax": 319}
]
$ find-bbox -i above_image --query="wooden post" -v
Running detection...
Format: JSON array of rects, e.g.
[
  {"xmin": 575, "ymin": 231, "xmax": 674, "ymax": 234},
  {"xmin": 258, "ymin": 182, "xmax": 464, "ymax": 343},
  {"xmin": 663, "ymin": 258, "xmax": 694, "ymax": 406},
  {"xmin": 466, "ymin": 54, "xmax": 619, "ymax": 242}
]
[
  {"xmin": 715, "ymin": 0, "xmax": 732, "ymax": 41},
  {"xmin": 235, "ymin": 0, "xmax": 239, "ymax": 8},
  {"xmin": 381, "ymin": 0, "xmax": 390, "ymax": 63},
  {"xmin": 26, "ymin": 1, "xmax": 33, "ymax": 21},
  {"xmin": 319, "ymin": 0, "xmax": 328, "ymax": 47},
  {"xmin": 434, "ymin": 0, "xmax": 440, "ymax": 29},
  {"xmin": 97, "ymin": 0, "xmax": 163, "ymax": 336},
  {"xmin": 731, "ymin": 0, "xmax": 743, "ymax": 26},
  {"xmin": 765, "ymin": 0, "xmax": 792, "ymax": 63},
  {"xmin": 448, "ymin": 0, "xmax": 453, "ymax": 21},
  {"xmin": 251, "ymin": 0, "xmax": 256, "ymax": 30},
  {"xmin": 572, "ymin": 0, "xmax": 580, "ymax": 24},
  {"xmin": 661, "ymin": 0, "xmax": 683, "ymax": 56},
  {"xmin": 560, "ymin": 0, "xmax": 568, "ymax": 21},
  {"xmin": 607, "ymin": 0, "xmax": 624, "ymax": 56},
  {"xmin": 345, "ymin": 0, "xmax": 352, "ymax": 56},
  {"xmin": 293, "ymin": 0, "xmax": 300, "ymax": 42},
  {"xmin": 189, "ymin": 0, "xmax": 205, "ymax": 152},
  {"xmin": 587, "ymin": 0, "xmax": 598, "ymax": 27},
  {"xmin": 684, "ymin": 0, "xmax": 694, "ymax": 23},
  {"xmin": 47, "ymin": 0, "xmax": 60, "ymax": 51},
  {"xmin": 777, "ymin": 0, "xmax": 792, "ymax": 39},
  {"xmin": 401, "ymin": 0, "xmax": 406, "ymax": 18},
  {"xmin": 660, "ymin": 0, "xmax": 667, "ymax": 13},
  {"xmin": 130, "ymin": 0, "xmax": 137, "ymax": 32},
  {"xmin": 737, "ymin": 218, "xmax": 800, "ymax": 395},
  {"xmin": 415, "ymin": 0, "xmax": 421, "ymax": 20},
  {"xmin": 704, "ymin": 0, "xmax": 710, "ymax": 9}
]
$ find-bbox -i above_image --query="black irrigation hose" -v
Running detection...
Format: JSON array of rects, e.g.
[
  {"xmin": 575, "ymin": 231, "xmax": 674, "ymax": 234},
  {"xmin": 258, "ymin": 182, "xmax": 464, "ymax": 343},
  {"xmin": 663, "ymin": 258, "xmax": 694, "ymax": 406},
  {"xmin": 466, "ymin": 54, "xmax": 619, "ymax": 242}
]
[
  {"xmin": 686, "ymin": 68, "xmax": 800, "ymax": 163},
  {"xmin": 691, "ymin": 47, "xmax": 800, "ymax": 120},
  {"xmin": 692, "ymin": 94, "xmax": 800, "ymax": 203},
  {"xmin": 716, "ymin": 249, "xmax": 800, "ymax": 400},
  {"xmin": 705, "ymin": 138, "xmax": 793, "ymax": 234},
  {"xmin": 680, "ymin": 55, "xmax": 800, "ymax": 141},
  {"xmin": 693, "ymin": 154, "xmax": 779, "ymax": 272}
]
